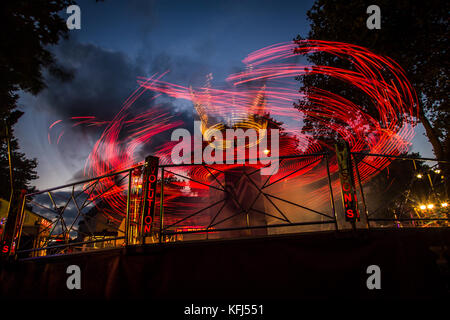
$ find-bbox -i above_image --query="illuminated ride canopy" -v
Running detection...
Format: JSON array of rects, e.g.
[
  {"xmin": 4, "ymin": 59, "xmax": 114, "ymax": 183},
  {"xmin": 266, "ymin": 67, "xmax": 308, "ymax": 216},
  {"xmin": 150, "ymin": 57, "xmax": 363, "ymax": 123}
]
[{"xmin": 49, "ymin": 40, "xmax": 418, "ymax": 227}]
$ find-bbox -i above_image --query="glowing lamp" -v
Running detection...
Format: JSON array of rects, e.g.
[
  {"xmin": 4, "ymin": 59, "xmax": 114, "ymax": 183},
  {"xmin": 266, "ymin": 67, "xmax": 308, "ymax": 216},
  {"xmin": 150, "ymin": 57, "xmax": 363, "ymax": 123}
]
[
  {"xmin": 419, "ymin": 205, "xmax": 426, "ymax": 210},
  {"xmin": 427, "ymin": 204, "xmax": 434, "ymax": 209},
  {"xmin": 416, "ymin": 174, "xmax": 422, "ymax": 179},
  {"xmin": 434, "ymin": 169, "xmax": 441, "ymax": 174},
  {"xmin": 263, "ymin": 149, "xmax": 270, "ymax": 155},
  {"xmin": 442, "ymin": 202, "xmax": 448, "ymax": 208}
]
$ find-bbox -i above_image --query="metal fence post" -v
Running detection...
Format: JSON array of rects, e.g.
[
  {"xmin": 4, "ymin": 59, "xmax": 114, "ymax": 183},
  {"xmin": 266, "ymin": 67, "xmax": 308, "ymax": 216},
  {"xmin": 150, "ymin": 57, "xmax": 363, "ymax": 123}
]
[
  {"xmin": 325, "ymin": 152, "xmax": 338, "ymax": 230},
  {"xmin": 13, "ymin": 194, "xmax": 27, "ymax": 259},
  {"xmin": 159, "ymin": 167, "xmax": 165, "ymax": 244},
  {"xmin": 125, "ymin": 170, "xmax": 132, "ymax": 246}
]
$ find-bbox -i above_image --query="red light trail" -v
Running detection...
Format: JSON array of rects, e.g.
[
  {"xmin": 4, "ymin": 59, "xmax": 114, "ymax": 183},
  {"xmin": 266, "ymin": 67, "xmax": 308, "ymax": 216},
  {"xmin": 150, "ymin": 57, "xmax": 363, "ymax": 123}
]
[{"xmin": 48, "ymin": 40, "xmax": 418, "ymax": 225}]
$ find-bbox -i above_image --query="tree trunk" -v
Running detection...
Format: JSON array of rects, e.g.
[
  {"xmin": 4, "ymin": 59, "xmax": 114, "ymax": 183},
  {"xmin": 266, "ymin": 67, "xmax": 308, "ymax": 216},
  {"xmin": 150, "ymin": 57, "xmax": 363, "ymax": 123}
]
[
  {"xmin": 418, "ymin": 109, "xmax": 444, "ymax": 160},
  {"xmin": 418, "ymin": 108, "xmax": 449, "ymax": 201}
]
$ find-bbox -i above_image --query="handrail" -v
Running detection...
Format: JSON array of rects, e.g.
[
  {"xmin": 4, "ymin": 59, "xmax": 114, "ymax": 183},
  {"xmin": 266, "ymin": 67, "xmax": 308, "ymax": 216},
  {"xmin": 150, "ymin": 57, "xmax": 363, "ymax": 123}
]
[
  {"xmin": 25, "ymin": 153, "xmax": 326, "ymax": 196},
  {"xmin": 351, "ymin": 152, "xmax": 449, "ymax": 163},
  {"xmin": 14, "ymin": 151, "xmax": 448, "ymax": 260},
  {"xmin": 26, "ymin": 166, "xmax": 140, "ymax": 197},
  {"xmin": 17, "ymin": 236, "xmax": 126, "ymax": 254},
  {"xmin": 162, "ymin": 221, "xmax": 336, "ymax": 236}
]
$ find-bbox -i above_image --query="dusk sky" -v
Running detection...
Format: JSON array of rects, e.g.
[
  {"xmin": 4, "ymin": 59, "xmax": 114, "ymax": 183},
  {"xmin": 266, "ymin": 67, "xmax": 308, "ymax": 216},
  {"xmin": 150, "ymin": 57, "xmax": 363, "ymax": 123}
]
[{"xmin": 14, "ymin": 0, "xmax": 433, "ymax": 190}]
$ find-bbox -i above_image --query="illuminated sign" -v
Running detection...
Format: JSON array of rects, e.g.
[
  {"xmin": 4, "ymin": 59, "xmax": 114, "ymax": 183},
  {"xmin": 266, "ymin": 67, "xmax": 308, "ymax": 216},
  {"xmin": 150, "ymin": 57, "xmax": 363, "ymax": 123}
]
[
  {"xmin": 335, "ymin": 141, "xmax": 359, "ymax": 222},
  {"xmin": 1, "ymin": 190, "xmax": 26, "ymax": 258},
  {"xmin": 1, "ymin": 241, "xmax": 9, "ymax": 254},
  {"xmin": 140, "ymin": 156, "xmax": 159, "ymax": 236},
  {"xmin": 40, "ymin": 218, "xmax": 51, "ymax": 229},
  {"xmin": 175, "ymin": 226, "xmax": 216, "ymax": 234}
]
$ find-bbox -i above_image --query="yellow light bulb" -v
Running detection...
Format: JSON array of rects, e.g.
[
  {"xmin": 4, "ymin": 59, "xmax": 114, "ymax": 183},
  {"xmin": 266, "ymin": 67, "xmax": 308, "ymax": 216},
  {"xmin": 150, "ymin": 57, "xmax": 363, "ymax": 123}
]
[
  {"xmin": 441, "ymin": 202, "xmax": 448, "ymax": 208},
  {"xmin": 419, "ymin": 205, "xmax": 426, "ymax": 210},
  {"xmin": 416, "ymin": 174, "xmax": 422, "ymax": 179},
  {"xmin": 427, "ymin": 204, "xmax": 434, "ymax": 209},
  {"xmin": 263, "ymin": 149, "xmax": 270, "ymax": 155}
]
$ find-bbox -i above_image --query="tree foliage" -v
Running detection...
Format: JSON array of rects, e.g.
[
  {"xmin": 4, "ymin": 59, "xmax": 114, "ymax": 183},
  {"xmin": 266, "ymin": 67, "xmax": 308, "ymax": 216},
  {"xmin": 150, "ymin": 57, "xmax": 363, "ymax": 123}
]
[
  {"xmin": 0, "ymin": 0, "xmax": 74, "ymax": 197},
  {"xmin": 295, "ymin": 0, "xmax": 449, "ymax": 161},
  {"xmin": 0, "ymin": 113, "xmax": 38, "ymax": 199}
]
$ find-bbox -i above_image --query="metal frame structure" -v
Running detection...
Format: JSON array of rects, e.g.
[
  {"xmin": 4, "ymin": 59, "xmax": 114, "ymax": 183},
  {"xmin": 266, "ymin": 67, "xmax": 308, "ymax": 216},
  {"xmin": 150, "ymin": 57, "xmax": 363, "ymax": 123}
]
[{"xmin": 11, "ymin": 151, "xmax": 449, "ymax": 260}]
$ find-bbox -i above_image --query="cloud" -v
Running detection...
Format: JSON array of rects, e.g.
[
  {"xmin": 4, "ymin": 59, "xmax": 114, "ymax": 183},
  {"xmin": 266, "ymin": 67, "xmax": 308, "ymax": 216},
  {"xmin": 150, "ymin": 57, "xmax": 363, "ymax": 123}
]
[
  {"xmin": 40, "ymin": 38, "xmax": 148, "ymax": 120},
  {"xmin": 40, "ymin": 37, "xmax": 216, "ymax": 120},
  {"xmin": 23, "ymin": 35, "xmax": 220, "ymax": 186}
]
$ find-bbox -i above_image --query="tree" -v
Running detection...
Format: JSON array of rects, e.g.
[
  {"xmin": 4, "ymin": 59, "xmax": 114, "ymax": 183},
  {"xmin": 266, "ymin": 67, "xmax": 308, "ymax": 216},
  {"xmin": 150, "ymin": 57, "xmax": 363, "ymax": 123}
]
[
  {"xmin": 294, "ymin": 0, "xmax": 449, "ymax": 217},
  {"xmin": 0, "ymin": 112, "xmax": 38, "ymax": 199},
  {"xmin": 354, "ymin": 152, "xmax": 448, "ymax": 226},
  {"xmin": 0, "ymin": 0, "xmax": 74, "ymax": 197},
  {"xmin": 295, "ymin": 0, "xmax": 449, "ymax": 161}
]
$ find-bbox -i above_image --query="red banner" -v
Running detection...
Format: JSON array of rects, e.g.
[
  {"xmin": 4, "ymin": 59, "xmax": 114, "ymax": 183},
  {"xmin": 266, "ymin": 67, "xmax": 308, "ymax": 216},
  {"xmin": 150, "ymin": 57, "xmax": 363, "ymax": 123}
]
[
  {"xmin": 335, "ymin": 142, "xmax": 359, "ymax": 222},
  {"xmin": 140, "ymin": 156, "xmax": 159, "ymax": 236}
]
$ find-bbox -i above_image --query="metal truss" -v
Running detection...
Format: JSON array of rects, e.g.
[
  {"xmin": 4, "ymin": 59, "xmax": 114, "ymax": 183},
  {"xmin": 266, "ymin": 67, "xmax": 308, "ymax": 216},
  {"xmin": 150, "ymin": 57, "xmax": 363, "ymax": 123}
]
[
  {"xmin": 159, "ymin": 153, "xmax": 338, "ymax": 239},
  {"xmin": 16, "ymin": 168, "xmax": 135, "ymax": 257},
  {"xmin": 352, "ymin": 152, "xmax": 449, "ymax": 228}
]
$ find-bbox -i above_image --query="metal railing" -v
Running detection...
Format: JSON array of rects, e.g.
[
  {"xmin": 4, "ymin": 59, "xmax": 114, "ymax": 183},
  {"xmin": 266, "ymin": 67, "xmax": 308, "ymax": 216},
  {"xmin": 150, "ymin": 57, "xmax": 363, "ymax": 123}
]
[
  {"xmin": 157, "ymin": 153, "xmax": 338, "ymax": 242},
  {"xmin": 351, "ymin": 152, "xmax": 449, "ymax": 228},
  {"xmin": 15, "ymin": 166, "xmax": 138, "ymax": 259}
]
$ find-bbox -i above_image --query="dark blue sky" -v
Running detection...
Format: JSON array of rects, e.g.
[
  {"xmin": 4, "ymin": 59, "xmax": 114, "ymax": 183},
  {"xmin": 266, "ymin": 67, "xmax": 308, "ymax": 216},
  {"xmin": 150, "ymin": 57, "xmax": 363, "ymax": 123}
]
[
  {"xmin": 75, "ymin": 0, "xmax": 313, "ymax": 85},
  {"xmin": 15, "ymin": 0, "xmax": 433, "ymax": 190}
]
